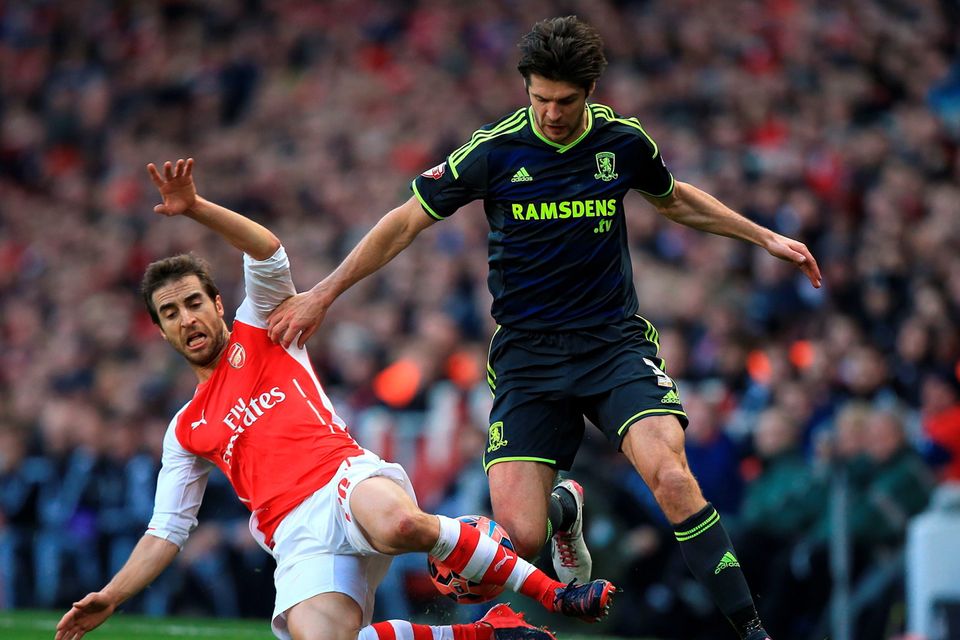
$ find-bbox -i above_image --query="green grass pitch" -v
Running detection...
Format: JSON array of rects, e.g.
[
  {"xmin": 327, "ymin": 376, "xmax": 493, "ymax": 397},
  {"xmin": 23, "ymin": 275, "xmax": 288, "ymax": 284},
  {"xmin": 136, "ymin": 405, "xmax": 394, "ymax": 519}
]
[
  {"xmin": 1, "ymin": 610, "xmax": 274, "ymax": 639},
  {"xmin": 0, "ymin": 610, "xmax": 639, "ymax": 640}
]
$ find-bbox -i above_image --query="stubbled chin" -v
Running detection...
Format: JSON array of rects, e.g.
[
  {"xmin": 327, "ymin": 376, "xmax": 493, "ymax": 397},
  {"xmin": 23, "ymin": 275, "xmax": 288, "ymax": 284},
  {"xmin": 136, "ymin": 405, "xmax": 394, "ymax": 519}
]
[
  {"xmin": 545, "ymin": 127, "xmax": 569, "ymax": 142},
  {"xmin": 183, "ymin": 335, "xmax": 225, "ymax": 367}
]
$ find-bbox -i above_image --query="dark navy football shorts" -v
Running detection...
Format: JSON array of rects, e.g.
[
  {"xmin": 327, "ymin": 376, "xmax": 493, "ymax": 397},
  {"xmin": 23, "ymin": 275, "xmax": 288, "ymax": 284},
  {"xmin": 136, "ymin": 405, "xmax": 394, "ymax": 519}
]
[{"xmin": 482, "ymin": 314, "xmax": 688, "ymax": 472}]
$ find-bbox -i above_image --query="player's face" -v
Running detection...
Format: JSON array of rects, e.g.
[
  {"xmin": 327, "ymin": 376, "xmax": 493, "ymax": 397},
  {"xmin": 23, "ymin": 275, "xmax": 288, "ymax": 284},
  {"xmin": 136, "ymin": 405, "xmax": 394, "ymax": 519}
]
[
  {"xmin": 152, "ymin": 275, "xmax": 228, "ymax": 368},
  {"xmin": 527, "ymin": 74, "xmax": 592, "ymax": 145}
]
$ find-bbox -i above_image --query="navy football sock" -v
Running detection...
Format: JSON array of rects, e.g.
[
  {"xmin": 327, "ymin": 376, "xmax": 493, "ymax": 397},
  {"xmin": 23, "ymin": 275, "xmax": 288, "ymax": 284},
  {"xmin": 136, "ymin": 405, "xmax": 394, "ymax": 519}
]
[{"xmin": 674, "ymin": 503, "xmax": 764, "ymax": 639}]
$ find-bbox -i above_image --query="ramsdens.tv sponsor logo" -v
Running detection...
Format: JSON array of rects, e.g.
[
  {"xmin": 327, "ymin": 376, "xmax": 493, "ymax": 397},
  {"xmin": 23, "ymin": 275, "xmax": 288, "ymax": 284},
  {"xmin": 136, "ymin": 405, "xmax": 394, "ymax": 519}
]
[{"xmin": 510, "ymin": 199, "xmax": 617, "ymax": 221}]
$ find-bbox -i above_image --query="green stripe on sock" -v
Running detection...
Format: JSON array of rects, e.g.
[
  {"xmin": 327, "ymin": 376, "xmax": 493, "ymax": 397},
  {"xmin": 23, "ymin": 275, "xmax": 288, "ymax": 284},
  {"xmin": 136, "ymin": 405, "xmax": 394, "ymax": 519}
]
[{"xmin": 675, "ymin": 509, "xmax": 720, "ymax": 541}]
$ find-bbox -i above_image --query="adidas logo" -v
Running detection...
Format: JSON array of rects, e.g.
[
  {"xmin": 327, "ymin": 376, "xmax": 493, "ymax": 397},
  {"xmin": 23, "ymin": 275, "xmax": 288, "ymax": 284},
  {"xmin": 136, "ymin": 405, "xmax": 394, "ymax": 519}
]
[
  {"xmin": 714, "ymin": 551, "xmax": 740, "ymax": 575},
  {"xmin": 661, "ymin": 389, "xmax": 681, "ymax": 404},
  {"xmin": 511, "ymin": 167, "xmax": 533, "ymax": 182}
]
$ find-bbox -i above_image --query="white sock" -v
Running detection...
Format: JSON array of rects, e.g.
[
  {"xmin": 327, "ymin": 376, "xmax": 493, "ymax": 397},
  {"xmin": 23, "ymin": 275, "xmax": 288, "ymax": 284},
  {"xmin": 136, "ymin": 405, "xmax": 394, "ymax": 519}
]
[{"xmin": 428, "ymin": 514, "xmax": 463, "ymax": 560}]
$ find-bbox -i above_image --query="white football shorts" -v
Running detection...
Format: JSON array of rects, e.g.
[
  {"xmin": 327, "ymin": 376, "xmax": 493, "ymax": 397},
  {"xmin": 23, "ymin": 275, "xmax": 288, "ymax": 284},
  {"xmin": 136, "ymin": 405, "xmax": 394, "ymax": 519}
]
[{"xmin": 264, "ymin": 449, "xmax": 417, "ymax": 639}]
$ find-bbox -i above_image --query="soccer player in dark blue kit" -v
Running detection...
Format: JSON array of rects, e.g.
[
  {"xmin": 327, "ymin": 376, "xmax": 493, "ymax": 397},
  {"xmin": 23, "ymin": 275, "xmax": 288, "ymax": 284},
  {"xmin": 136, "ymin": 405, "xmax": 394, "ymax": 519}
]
[{"xmin": 269, "ymin": 16, "xmax": 821, "ymax": 640}]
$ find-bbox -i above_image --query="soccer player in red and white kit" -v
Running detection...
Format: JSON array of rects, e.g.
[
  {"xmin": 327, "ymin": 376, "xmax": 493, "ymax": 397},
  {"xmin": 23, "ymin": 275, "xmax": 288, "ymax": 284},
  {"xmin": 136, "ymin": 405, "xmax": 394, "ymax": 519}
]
[{"xmin": 54, "ymin": 158, "xmax": 616, "ymax": 640}]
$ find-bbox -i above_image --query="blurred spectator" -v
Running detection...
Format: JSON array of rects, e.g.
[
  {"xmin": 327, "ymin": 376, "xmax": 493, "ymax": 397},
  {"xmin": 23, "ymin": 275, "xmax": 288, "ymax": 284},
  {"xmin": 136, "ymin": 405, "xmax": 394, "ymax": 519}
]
[
  {"xmin": 787, "ymin": 406, "xmax": 936, "ymax": 639},
  {"xmin": 921, "ymin": 371, "xmax": 960, "ymax": 481},
  {"xmin": 681, "ymin": 385, "xmax": 743, "ymax": 517},
  {"xmin": 734, "ymin": 407, "xmax": 819, "ymax": 634},
  {"xmin": 843, "ymin": 408, "xmax": 936, "ymax": 640},
  {"xmin": 0, "ymin": 425, "xmax": 52, "ymax": 609},
  {"xmin": 811, "ymin": 401, "xmax": 874, "ymax": 485},
  {"xmin": 93, "ymin": 419, "xmax": 163, "ymax": 614},
  {"xmin": 855, "ymin": 409, "xmax": 935, "ymax": 547},
  {"xmin": 33, "ymin": 399, "xmax": 104, "ymax": 607}
]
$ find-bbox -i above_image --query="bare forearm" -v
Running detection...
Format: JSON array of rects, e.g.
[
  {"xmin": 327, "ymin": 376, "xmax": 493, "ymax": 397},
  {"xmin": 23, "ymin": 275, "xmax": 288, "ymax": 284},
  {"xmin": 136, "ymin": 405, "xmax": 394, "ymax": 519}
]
[
  {"xmin": 186, "ymin": 196, "xmax": 281, "ymax": 260},
  {"xmin": 651, "ymin": 180, "xmax": 822, "ymax": 287},
  {"xmin": 314, "ymin": 199, "xmax": 430, "ymax": 303},
  {"xmin": 101, "ymin": 535, "xmax": 179, "ymax": 606},
  {"xmin": 266, "ymin": 197, "xmax": 435, "ymax": 348},
  {"xmin": 656, "ymin": 181, "xmax": 774, "ymax": 248}
]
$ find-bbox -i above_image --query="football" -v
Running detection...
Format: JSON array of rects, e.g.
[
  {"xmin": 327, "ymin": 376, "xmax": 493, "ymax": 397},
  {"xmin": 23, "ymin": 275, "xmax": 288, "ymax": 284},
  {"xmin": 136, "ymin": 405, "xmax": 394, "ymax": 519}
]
[{"xmin": 427, "ymin": 515, "xmax": 515, "ymax": 604}]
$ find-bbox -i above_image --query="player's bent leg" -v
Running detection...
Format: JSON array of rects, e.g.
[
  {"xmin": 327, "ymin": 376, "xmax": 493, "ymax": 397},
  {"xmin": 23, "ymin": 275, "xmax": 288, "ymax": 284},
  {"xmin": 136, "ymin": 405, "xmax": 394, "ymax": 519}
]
[
  {"xmin": 621, "ymin": 416, "xmax": 770, "ymax": 640},
  {"xmin": 488, "ymin": 461, "xmax": 557, "ymax": 559},
  {"xmin": 347, "ymin": 459, "xmax": 618, "ymax": 623},
  {"xmin": 286, "ymin": 592, "xmax": 362, "ymax": 640},
  {"xmin": 620, "ymin": 414, "xmax": 706, "ymax": 522},
  {"xmin": 349, "ymin": 476, "xmax": 439, "ymax": 554},
  {"xmin": 428, "ymin": 509, "xmax": 618, "ymax": 622}
]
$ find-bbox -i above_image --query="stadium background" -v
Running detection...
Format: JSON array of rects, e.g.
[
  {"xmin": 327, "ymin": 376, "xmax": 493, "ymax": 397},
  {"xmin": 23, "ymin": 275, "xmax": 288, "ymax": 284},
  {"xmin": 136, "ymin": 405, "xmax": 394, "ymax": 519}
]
[{"xmin": 1, "ymin": 1, "xmax": 958, "ymax": 639}]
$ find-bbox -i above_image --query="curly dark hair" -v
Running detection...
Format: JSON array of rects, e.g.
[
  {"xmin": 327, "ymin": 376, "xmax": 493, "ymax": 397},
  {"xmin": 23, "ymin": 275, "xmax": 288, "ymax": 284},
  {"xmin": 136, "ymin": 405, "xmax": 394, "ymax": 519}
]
[
  {"xmin": 517, "ymin": 16, "xmax": 608, "ymax": 93},
  {"xmin": 141, "ymin": 253, "xmax": 220, "ymax": 324}
]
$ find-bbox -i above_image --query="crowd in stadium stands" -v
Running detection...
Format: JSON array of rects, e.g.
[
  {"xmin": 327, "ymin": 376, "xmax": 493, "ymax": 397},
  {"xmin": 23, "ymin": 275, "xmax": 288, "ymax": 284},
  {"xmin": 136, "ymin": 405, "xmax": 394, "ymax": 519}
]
[{"xmin": 0, "ymin": 1, "xmax": 958, "ymax": 639}]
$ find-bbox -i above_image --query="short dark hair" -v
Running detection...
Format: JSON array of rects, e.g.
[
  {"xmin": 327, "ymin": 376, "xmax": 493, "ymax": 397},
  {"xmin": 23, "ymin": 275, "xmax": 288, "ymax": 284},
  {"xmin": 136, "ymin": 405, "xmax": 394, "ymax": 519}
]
[
  {"xmin": 517, "ymin": 16, "xmax": 607, "ymax": 93},
  {"xmin": 141, "ymin": 253, "xmax": 220, "ymax": 324}
]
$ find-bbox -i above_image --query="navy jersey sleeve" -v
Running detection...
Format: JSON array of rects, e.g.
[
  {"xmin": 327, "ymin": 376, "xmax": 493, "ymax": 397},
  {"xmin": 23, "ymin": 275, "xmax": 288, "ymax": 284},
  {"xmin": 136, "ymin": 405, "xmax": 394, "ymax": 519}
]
[
  {"xmin": 627, "ymin": 123, "xmax": 675, "ymax": 198},
  {"xmin": 411, "ymin": 151, "xmax": 488, "ymax": 220}
]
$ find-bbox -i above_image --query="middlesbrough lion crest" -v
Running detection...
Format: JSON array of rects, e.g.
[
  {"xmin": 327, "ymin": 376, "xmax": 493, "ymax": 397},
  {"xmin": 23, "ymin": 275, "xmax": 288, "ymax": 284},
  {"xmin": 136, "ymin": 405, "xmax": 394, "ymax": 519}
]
[{"xmin": 594, "ymin": 152, "xmax": 618, "ymax": 182}]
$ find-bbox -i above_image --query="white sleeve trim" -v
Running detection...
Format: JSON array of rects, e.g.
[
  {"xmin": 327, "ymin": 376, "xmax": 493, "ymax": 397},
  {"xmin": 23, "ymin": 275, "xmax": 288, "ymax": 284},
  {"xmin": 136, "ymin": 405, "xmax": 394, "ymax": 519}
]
[
  {"xmin": 236, "ymin": 245, "xmax": 296, "ymax": 328},
  {"xmin": 146, "ymin": 408, "xmax": 214, "ymax": 549}
]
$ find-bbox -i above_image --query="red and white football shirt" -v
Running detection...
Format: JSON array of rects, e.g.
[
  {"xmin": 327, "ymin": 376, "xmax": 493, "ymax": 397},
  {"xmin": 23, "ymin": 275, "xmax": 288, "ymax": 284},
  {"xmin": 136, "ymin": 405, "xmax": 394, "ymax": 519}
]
[{"xmin": 146, "ymin": 247, "xmax": 363, "ymax": 549}]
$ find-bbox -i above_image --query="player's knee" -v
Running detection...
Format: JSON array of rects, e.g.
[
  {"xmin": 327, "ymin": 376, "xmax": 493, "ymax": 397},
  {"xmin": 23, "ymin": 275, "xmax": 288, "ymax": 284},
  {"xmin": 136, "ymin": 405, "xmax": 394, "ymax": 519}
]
[
  {"xmin": 380, "ymin": 509, "xmax": 435, "ymax": 551},
  {"xmin": 513, "ymin": 535, "xmax": 545, "ymax": 561},
  {"xmin": 390, "ymin": 510, "xmax": 421, "ymax": 540},
  {"xmin": 496, "ymin": 516, "xmax": 544, "ymax": 559}
]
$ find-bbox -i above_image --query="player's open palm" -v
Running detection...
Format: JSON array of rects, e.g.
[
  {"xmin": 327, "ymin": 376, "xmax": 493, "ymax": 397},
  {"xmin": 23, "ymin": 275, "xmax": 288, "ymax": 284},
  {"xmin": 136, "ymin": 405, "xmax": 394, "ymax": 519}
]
[
  {"xmin": 147, "ymin": 157, "xmax": 196, "ymax": 216},
  {"xmin": 55, "ymin": 591, "xmax": 117, "ymax": 640}
]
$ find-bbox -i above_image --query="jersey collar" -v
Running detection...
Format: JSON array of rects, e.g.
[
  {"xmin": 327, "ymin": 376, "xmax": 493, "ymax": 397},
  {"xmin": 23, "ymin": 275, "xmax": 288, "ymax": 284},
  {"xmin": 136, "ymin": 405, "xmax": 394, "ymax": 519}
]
[{"xmin": 527, "ymin": 105, "xmax": 593, "ymax": 153}]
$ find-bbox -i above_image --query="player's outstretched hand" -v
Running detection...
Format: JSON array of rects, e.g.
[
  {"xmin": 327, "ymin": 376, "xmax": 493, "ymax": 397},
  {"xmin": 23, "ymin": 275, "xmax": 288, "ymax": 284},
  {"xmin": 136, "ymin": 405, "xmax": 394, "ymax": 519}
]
[
  {"xmin": 267, "ymin": 288, "xmax": 330, "ymax": 349},
  {"xmin": 55, "ymin": 591, "xmax": 117, "ymax": 640},
  {"xmin": 147, "ymin": 158, "xmax": 197, "ymax": 217},
  {"xmin": 764, "ymin": 232, "xmax": 822, "ymax": 289}
]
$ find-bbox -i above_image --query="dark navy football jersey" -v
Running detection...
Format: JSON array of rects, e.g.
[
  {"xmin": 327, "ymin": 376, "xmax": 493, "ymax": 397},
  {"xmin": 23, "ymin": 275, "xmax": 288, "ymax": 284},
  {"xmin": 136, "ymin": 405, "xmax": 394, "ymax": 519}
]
[{"xmin": 412, "ymin": 103, "xmax": 674, "ymax": 330}]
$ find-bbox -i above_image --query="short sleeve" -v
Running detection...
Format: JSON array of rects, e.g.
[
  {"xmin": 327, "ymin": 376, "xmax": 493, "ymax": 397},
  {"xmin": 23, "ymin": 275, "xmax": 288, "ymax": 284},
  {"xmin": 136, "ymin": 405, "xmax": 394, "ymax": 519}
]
[
  {"xmin": 411, "ymin": 152, "xmax": 488, "ymax": 220},
  {"xmin": 629, "ymin": 128, "xmax": 675, "ymax": 198}
]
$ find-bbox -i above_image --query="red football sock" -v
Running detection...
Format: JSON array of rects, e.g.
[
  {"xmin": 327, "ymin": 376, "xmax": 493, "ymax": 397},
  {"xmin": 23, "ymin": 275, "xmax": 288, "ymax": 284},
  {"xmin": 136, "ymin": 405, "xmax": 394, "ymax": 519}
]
[
  {"xmin": 361, "ymin": 620, "xmax": 492, "ymax": 640},
  {"xmin": 431, "ymin": 516, "xmax": 562, "ymax": 610}
]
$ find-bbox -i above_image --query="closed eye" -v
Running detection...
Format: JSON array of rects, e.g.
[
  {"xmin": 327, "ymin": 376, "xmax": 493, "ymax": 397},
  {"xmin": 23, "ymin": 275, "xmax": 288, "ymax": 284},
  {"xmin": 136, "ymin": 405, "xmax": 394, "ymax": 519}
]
[{"xmin": 531, "ymin": 94, "xmax": 578, "ymax": 106}]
